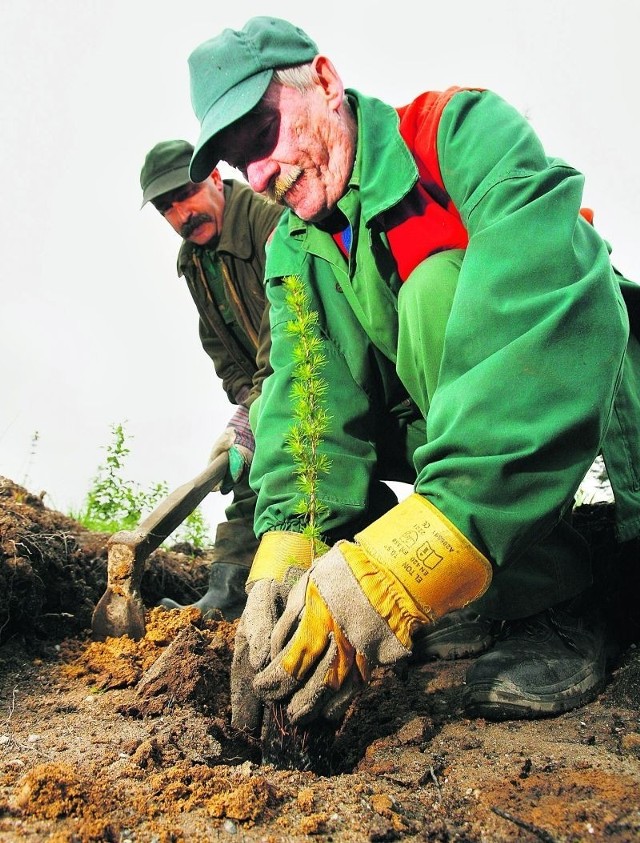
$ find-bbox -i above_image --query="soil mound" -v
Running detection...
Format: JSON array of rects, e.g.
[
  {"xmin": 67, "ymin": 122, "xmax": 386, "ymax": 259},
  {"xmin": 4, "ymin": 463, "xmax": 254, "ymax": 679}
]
[{"xmin": 1, "ymin": 477, "xmax": 640, "ymax": 841}]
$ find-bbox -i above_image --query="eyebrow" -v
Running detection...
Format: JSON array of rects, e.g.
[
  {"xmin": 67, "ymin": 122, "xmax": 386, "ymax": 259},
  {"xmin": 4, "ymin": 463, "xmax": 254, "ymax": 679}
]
[{"xmin": 152, "ymin": 182, "xmax": 200, "ymax": 211}]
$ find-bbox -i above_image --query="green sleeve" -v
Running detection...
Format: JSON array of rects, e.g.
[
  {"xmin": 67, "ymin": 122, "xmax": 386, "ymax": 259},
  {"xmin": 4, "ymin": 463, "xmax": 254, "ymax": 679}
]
[
  {"xmin": 178, "ymin": 246, "xmax": 254, "ymax": 406},
  {"xmin": 246, "ymin": 300, "xmax": 272, "ymax": 407},
  {"xmin": 197, "ymin": 318, "xmax": 253, "ymax": 405},
  {"xmin": 245, "ymin": 201, "xmax": 283, "ymax": 407},
  {"xmin": 416, "ymin": 89, "xmax": 628, "ymax": 564}
]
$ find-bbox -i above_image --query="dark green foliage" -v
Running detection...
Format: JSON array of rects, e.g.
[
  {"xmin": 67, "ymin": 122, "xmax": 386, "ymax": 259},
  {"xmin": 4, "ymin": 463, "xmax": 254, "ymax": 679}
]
[{"xmin": 71, "ymin": 422, "xmax": 211, "ymax": 547}]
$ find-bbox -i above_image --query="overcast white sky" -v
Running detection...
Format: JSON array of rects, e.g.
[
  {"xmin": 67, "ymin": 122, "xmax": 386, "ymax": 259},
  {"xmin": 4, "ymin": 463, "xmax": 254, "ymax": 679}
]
[{"xmin": 1, "ymin": 0, "xmax": 638, "ymax": 534}]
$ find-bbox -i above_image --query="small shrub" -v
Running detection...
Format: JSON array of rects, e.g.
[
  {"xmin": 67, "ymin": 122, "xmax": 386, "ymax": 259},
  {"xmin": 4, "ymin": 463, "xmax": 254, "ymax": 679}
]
[{"xmin": 71, "ymin": 422, "xmax": 211, "ymax": 548}]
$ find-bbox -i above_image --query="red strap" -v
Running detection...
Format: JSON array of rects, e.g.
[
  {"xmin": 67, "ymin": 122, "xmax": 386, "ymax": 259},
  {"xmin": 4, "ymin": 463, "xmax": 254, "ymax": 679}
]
[
  {"xmin": 385, "ymin": 88, "xmax": 474, "ymax": 281},
  {"xmin": 580, "ymin": 207, "xmax": 595, "ymax": 225}
]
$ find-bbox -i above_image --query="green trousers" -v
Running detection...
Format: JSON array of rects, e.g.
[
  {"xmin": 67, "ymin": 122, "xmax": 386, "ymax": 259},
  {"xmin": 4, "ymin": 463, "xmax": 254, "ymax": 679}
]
[{"xmin": 393, "ymin": 250, "xmax": 592, "ymax": 619}]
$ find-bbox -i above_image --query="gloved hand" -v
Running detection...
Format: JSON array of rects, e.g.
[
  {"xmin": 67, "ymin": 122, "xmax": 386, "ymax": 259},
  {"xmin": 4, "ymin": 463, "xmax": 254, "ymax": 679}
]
[
  {"xmin": 230, "ymin": 530, "xmax": 328, "ymax": 733},
  {"xmin": 253, "ymin": 493, "xmax": 493, "ymax": 725},
  {"xmin": 209, "ymin": 406, "xmax": 255, "ymax": 494}
]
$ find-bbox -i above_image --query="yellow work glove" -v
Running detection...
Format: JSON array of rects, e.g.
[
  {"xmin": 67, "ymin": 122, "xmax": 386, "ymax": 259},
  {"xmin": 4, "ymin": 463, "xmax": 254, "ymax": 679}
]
[
  {"xmin": 230, "ymin": 530, "xmax": 328, "ymax": 733},
  {"xmin": 253, "ymin": 494, "xmax": 493, "ymax": 725}
]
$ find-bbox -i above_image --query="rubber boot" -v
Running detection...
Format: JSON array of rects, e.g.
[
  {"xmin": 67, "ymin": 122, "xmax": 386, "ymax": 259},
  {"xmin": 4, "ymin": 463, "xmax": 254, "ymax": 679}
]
[{"xmin": 159, "ymin": 519, "xmax": 256, "ymax": 621}]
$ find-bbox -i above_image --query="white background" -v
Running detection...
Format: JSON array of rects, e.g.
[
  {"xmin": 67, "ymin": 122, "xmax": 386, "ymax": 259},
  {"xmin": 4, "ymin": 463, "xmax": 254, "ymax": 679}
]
[{"xmin": 1, "ymin": 0, "xmax": 637, "ymax": 534}]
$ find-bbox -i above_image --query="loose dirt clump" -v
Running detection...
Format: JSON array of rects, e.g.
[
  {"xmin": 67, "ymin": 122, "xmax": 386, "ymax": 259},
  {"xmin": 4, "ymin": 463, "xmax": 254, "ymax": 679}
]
[{"xmin": 1, "ymin": 475, "xmax": 640, "ymax": 841}]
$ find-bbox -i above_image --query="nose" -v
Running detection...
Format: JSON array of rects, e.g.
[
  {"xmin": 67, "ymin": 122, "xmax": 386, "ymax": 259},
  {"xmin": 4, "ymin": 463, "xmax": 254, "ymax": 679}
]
[
  {"xmin": 172, "ymin": 202, "xmax": 191, "ymax": 225},
  {"xmin": 246, "ymin": 158, "xmax": 280, "ymax": 195}
]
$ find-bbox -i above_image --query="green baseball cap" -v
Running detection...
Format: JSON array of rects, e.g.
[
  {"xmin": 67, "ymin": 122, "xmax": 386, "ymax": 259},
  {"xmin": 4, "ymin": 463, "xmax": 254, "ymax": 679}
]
[
  {"xmin": 139, "ymin": 139, "xmax": 194, "ymax": 208},
  {"xmin": 188, "ymin": 16, "xmax": 318, "ymax": 182}
]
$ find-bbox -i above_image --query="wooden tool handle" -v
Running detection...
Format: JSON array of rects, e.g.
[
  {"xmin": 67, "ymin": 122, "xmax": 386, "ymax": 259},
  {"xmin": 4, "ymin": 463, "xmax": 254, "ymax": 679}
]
[{"xmin": 108, "ymin": 452, "xmax": 230, "ymax": 561}]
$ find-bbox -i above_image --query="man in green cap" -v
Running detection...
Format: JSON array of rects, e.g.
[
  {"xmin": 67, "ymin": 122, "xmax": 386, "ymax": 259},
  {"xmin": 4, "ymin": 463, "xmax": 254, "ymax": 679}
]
[
  {"xmin": 186, "ymin": 17, "xmax": 640, "ymax": 730},
  {"xmin": 140, "ymin": 138, "xmax": 283, "ymax": 620}
]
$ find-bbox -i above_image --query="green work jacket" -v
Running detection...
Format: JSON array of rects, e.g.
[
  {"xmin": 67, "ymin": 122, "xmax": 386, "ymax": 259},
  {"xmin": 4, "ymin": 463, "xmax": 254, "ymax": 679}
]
[
  {"xmin": 251, "ymin": 88, "xmax": 640, "ymax": 567},
  {"xmin": 177, "ymin": 180, "xmax": 283, "ymax": 407}
]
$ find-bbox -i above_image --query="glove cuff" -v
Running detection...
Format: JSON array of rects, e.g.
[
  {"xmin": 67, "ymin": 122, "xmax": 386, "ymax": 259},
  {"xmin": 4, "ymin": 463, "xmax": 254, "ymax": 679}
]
[
  {"xmin": 227, "ymin": 405, "xmax": 254, "ymax": 451},
  {"xmin": 247, "ymin": 531, "xmax": 328, "ymax": 585},
  {"xmin": 355, "ymin": 493, "xmax": 492, "ymax": 619},
  {"xmin": 340, "ymin": 541, "xmax": 430, "ymax": 648}
]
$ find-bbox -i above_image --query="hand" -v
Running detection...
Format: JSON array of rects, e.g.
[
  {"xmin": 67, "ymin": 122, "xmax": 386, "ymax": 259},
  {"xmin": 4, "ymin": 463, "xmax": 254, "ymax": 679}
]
[
  {"xmin": 209, "ymin": 406, "xmax": 255, "ymax": 493},
  {"xmin": 231, "ymin": 573, "xmax": 303, "ymax": 733},
  {"xmin": 253, "ymin": 494, "xmax": 493, "ymax": 725},
  {"xmin": 230, "ymin": 531, "xmax": 328, "ymax": 733}
]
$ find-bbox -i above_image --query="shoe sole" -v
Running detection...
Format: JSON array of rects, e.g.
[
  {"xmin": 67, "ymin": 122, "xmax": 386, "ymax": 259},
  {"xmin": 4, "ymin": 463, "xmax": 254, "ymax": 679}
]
[{"xmin": 463, "ymin": 672, "xmax": 605, "ymax": 720}]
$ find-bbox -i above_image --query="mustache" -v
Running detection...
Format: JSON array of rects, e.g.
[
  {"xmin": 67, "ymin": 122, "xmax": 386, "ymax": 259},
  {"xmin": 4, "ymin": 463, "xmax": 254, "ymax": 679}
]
[
  {"xmin": 180, "ymin": 214, "xmax": 213, "ymax": 238},
  {"xmin": 266, "ymin": 168, "xmax": 303, "ymax": 204}
]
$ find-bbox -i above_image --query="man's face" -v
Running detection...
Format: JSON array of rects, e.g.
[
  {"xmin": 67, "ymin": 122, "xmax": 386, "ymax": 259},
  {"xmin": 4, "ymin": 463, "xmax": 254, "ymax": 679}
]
[
  {"xmin": 153, "ymin": 171, "xmax": 225, "ymax": 245},
  {"xmin": 219, "ymin": 77, "xmax": 354, "ymax": 223}
]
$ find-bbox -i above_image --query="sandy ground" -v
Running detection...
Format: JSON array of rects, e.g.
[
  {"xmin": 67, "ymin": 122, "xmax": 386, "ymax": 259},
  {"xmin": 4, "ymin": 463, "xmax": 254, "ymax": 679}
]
[{"xmin": 1, "ymin": 476, "xmax": 640, "ymax": 842}]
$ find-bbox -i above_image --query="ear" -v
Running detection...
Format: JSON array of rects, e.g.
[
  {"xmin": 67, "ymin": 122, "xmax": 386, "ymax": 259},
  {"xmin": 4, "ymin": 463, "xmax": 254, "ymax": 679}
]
[
  {"xmin": 312, "ymin": 55, "xmax": 344, "ymax": 111},
  {"xmin": 209, "ymin": 167, "xmax": 224, "ymax": 189}
]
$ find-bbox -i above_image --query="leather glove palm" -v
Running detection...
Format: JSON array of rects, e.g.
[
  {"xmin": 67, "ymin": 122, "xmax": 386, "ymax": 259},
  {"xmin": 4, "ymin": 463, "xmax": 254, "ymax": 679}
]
[
  {"xmin": 230, "ymin": 531, "xmax": 328, "ymax": 733},
  {"xmin": 253, "ymin": 494, "xmax": 493, "ymax": 725},
  {"xmin": 209, "ymin": 406, "xmax": 255, "ymax": 494}
]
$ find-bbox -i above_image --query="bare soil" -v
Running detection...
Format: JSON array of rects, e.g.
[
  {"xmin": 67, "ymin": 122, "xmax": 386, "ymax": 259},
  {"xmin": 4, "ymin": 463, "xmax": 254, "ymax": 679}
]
[{"xmin": 1, "ymin": 475, "xmax": 640, "ymax": 842}]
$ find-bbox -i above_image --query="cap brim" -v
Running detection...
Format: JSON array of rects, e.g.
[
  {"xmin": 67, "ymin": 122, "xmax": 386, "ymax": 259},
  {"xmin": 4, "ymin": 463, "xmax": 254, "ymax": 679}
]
[
  {"xmin": 140, "ymin": 164, "xmax": 192, "ymax": 208},
  {"xmin": 189, "ymin": 70, "xmax": 272, "ymax": 182}
]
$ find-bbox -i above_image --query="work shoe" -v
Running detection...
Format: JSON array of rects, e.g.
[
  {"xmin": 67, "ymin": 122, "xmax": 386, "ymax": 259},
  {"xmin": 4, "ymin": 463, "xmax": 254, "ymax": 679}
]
[
  {"xmin": 159, "ymin": 562, "xmax": 248, "ymax": 621},
  {"xmin": 411, "ymin": 607, "xmax": 496, "ymax": 661},
  {"xmin": 462, "ymin": 604, "xmax": 607, "ymax": 720}
]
